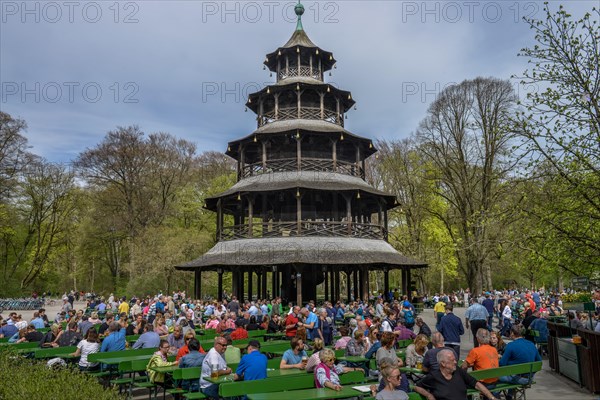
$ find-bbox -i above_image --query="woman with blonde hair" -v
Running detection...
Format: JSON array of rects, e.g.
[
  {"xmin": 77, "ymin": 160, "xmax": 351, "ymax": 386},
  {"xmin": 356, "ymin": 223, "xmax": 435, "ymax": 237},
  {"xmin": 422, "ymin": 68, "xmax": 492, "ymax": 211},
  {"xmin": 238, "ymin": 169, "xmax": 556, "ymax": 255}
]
[
  {"xmin": 306, "ymin": 338, "xmax": 324, "ymax": 372},
  {"xmin": 374, "ymin": 366, "xmax": 409, "ymax": 400},
  {"xmin": 405, "ymin": 334, "xmax": 429, "ymax": 368},
  {"xmin": 314, "ymin": 348, "xmax": 361, "ymax": 390},
  {"xmin": 88, "ymin": 312, "xmax": 101, "ymax": 324},
  {"xmin": 154, "ymin": 315, "xmax": 169, "ymax": 336}
]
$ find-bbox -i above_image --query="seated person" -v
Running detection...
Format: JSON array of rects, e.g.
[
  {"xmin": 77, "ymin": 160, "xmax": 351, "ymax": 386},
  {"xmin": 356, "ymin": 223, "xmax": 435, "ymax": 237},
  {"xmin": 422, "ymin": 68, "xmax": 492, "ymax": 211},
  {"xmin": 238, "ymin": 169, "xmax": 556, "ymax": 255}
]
[
  {"xmin": 176, "ymin": 331, "xmax": 205, "ymax": 361},
  {"xmin": 373, "ymin": 366, "xmax": 409, "ymax": 400},
  {"xmin": 71, "ymin": 329, "xmax": 101, "ymax": 371},
  {"xmin": 147, "ymin": 339, "xmax": 178, "ymax": 385},
  {"xmin": 230, "ymin": 320, "xmax": 249, "ymax": 340},
  {"xmin": 39, "ymin": 324, "xmax": 61, "ymax": 348},
  {"xmin": 56, "ymin": 321, "xmax": 82, "ymax": 347},
  {"xmin": 223, "ymin": 335, "xmax": 241, "ymax": 364},
  {"xmin": 179, "ymin": 338, "xmax": 205, "ymax": 392},
  {"xmin": 306, "ymin": 338, "xmax": 324, "ymax": 372},
  {"xmin": 462, "ymin": 329, "xmax": 499, "ymax": 389},
  {"xmin": 280, "ymin": 336, "xmax": 308, "ymax": 369},
  {"xmin": 334, "ymin": 326, "xmax": 351, "ymax": 350},
  {"xmin": 246, "ymin": 315, "xmax": 261, "ymax": 331},
  {"xmin": 234, "ymin": 340, "xmax": 267, "ymax": 381},
  {"xmin": 405, "ymin": 333, "xmax": 429, "ymax": 368},
  {"xmin": 133, "ymin": 323, "xmax": 161, "ymax": 349},
  {"xmin": 345, "ymin": 330, "xmax": 367, "ymax": 356},
  {"xmin": 415, "ymin": 349, "xmax": 499, "ymax": 400},
  {"xmin": 371, "ymin": 357, "xmax": 409, "ymax": 394},
  {"xmin": 314, "ymin": 348, "xmax": 358, "ymax": 390},
  {"xmin": 16, "ymin": 324, "xmax": 44, "ymax": 343},
  {"xmin": 167, "ymin": 325, "xmax": 185, "ymax": 353}
]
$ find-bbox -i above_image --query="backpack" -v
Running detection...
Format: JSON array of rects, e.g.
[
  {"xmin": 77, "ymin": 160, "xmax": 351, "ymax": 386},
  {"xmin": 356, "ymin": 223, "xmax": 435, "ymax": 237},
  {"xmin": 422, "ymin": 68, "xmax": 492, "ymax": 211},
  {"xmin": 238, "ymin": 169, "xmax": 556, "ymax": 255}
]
[
  {"xmin": 384, "ymin": 317, "xmax": 397, "ymax": 331},
  {"xmin": 404, "ymin": 310, "xmax": 414, "ymax": 325}
]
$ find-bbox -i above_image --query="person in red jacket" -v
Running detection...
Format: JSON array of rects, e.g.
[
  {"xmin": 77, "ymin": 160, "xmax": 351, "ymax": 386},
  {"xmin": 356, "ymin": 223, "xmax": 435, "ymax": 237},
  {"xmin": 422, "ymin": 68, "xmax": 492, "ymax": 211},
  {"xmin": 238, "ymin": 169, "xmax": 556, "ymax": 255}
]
[{"xmin": 230, "ymin": 320, "xmax": 248, "ymax": 340}]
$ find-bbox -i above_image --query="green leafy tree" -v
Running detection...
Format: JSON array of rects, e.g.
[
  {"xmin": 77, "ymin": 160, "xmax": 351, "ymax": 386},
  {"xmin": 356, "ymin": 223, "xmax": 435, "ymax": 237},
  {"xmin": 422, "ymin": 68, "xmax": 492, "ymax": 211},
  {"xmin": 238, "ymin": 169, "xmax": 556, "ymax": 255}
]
[
  {"xmin": 417, "ymin": 77, "xmax": 520, "ymax": 293},
  {"xmin": 516, "ymin": 3, "xmax": 600, "ymax": 276}
]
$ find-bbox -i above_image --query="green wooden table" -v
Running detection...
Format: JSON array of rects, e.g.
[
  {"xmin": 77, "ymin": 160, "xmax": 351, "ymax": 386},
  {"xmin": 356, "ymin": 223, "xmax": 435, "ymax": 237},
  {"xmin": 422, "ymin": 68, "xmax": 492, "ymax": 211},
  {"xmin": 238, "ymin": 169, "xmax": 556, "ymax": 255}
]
[
  {"xmin": 263, "ymin": 333, "xmax": 286, "ymax": 341},
  {"xmin": 205, "ymin": 368, "xmax": 304, "ymax": 384},
  {"xmin": 336, "ymin": 355, "xmax": 368, "ymax": 363},
  {"xmin": 95, "ymin": 354, "xmax": 153, "ymax": 366},
  {"xmin": 399, "ymin": 366, "xmax": 423, "ymax": 374},
  {"xmin": 247, "ymin": 385, "xmax": 365, "ymax": 400},
  {"xmin": 149, "ymin": 364, "xmax": 179, "ymax": 374}
]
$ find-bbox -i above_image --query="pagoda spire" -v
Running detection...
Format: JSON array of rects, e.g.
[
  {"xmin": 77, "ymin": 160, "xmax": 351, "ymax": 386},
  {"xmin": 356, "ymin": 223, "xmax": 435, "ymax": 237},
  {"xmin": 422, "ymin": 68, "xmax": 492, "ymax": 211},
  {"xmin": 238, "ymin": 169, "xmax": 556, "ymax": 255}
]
[{"xmin": 295, "ymin": 1, "xmax": 304, "ymax": 31}]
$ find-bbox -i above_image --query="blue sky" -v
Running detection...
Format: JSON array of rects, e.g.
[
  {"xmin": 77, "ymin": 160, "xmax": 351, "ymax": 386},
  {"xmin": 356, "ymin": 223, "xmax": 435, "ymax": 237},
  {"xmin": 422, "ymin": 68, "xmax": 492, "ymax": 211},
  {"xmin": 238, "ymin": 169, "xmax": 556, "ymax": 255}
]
[{"xmin": 0, "ymin": 0, "xmax": 595, "ymax": 163}]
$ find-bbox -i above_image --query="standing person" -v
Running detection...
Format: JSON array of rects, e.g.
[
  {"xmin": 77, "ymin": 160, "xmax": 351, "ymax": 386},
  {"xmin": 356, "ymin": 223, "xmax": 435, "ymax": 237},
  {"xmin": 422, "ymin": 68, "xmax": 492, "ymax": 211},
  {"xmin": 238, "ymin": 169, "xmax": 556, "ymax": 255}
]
[
  {"xmin": 299, "ymin": 307, "xmax": 319, "ymax": 340},
  {"xmin": 465, "ymin": 299, "xmax": 489, "ymax": 347},
  {"xmin": 415, "ymin": 349, "xmax": 499, "ymax": 400},
  {"xmin": 318, "ymin": 308, "xmax": 332, "ymax": 345},
  {"xmin": 234, "ymin": 340, "xmax": 267, "ymax": 381},
  {"xmin": 433, "ymin": 297, "xmax": 446, "ymax": 329},
  {"xmin": 482, "ymin": 294, "xmax": 495, "ymax": 331},
  {"xmin": 500, "ymin": 300, "xmax": 513, "ymax": 337},
  {"xmin": 438, "ymin": 304, "xmax": 464, "ymax": 360},
  {"xmin": 118, "ymin": 297, "xmax": 129, "ymax": 316},
  {"xmin": 284, "ymin": 306, "xmax": 300, "ymax": 339},
  {"xmin": 200, "ymin": 337, "xmax": 232, "ymax": 399},
  {"xmin": 228, "ymin": 296, "xmax": 240, "ymax": 316}
]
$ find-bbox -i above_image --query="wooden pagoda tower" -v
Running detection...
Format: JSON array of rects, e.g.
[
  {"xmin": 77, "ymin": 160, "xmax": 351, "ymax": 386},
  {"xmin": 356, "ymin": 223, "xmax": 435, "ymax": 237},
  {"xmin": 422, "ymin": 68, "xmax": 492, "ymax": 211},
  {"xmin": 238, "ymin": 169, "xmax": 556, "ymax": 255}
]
[{"xmin": 176, "ymin": 2, "xmax": 426, "ymax": 304}]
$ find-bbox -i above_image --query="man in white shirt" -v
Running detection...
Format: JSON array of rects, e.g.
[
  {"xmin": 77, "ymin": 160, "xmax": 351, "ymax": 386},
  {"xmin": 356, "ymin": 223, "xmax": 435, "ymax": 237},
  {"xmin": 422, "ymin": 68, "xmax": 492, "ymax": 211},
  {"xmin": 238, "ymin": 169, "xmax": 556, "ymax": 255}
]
[{"xmin": 200, "ymin": 337, "xmax": 232, "ymax": 399}]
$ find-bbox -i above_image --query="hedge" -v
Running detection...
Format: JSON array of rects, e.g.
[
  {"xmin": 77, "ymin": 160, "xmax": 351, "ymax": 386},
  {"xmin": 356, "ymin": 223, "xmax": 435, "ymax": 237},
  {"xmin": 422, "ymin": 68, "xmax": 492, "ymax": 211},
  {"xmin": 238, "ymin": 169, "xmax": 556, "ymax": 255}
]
[{"xmin": 0, "ymin": 347, "xmax": 124, "ymax": 400}]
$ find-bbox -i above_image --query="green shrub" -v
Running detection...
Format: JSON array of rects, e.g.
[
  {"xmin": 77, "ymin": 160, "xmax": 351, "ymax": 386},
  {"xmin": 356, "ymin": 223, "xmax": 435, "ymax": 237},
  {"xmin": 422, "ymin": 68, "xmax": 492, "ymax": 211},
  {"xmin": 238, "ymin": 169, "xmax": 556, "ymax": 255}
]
[
  {"xmin": 561, "ymin": 293, "xmax": 592, "ymax": 303},
  {"xmin": 0, "ymin": 347, "xmax": 124, "ymax": 400}
]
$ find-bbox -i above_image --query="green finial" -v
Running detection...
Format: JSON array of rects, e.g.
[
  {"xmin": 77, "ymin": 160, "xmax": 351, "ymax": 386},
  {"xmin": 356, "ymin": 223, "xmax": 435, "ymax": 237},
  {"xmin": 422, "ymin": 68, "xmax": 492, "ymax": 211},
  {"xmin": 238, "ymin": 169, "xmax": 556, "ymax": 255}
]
[{"xmin": 295, "ymin": 0, "xmax": 304, "ymax": 31}]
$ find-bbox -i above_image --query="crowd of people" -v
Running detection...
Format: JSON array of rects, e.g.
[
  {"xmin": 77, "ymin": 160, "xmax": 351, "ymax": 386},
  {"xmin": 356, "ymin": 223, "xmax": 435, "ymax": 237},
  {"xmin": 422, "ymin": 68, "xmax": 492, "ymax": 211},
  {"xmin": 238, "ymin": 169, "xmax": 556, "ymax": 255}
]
[{"xmin": 1, "ymin": 287, "xmax": 599, "ymax": 400}]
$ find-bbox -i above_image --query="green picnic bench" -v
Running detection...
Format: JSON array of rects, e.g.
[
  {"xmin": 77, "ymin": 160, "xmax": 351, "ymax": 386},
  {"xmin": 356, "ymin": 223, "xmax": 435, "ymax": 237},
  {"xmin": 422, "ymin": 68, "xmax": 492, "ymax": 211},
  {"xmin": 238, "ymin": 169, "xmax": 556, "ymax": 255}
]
[
  {"xmin": 0, "ymin": 341, "xmax": 39, "ymax": 349},
  {"xmin": 87, "ymin": 347, "xmax": 157, "ymax": 363},
  {"xmin": 220, "ymin": 370, "xmax": 365, "ymax": 399},
  {"xmin": 33, "ymin": 346, "xmax": 77, "ymax": 359},
  {"xmin": 247, "ymin": 329, "xmax": 267, "ymax": 338},
  {"xmin": 467, "ymin": 361, "xmax": 542, "ymax": 398}
]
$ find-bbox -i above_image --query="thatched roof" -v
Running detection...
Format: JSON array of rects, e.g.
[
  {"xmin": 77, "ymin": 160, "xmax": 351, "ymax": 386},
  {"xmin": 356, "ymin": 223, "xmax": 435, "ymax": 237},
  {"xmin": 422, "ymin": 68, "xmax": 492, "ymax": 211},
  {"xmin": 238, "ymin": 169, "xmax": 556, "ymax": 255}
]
[
  {"xmin": 175, "ymin": 237, "xmax": 427, "ymax": 270},
  {"xmin": 204, "ymin": 171, "xmax": 396, "ymax": 209}
]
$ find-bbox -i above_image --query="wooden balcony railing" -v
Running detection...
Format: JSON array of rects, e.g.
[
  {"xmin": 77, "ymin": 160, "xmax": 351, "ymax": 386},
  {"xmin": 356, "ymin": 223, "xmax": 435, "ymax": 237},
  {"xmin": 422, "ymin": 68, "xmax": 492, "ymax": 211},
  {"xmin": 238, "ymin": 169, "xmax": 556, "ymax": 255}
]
[
  {"xmin": 219, "ymin": 220, "xmax": 387, "ymax": 241},
  {"xmin": 240, "ymin": 158, "xmax": 364, "ymax": 179},
  {"xmin": 279, "ymin": 66, "xmax": 321, "ymax": 80},
  {"xmin": 258, "ymin": 107, "xmax": 342, "ymax": 128}
]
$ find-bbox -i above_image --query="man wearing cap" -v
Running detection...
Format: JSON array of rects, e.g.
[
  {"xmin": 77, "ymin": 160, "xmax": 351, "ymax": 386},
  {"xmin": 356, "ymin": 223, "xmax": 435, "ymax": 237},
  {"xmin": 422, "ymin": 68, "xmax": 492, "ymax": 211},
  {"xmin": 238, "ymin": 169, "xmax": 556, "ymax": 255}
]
[{"xmin": 234, "ymin": 340, "xmax": 267, "ymax": 381}]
